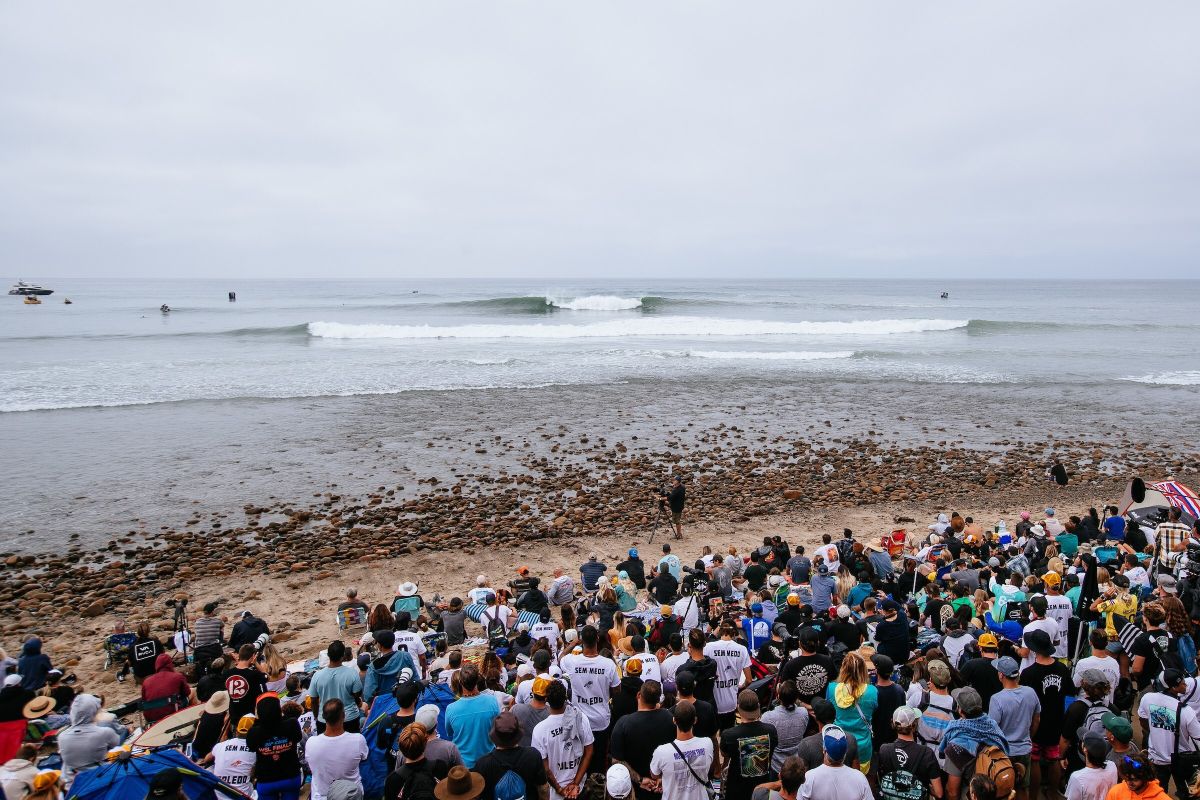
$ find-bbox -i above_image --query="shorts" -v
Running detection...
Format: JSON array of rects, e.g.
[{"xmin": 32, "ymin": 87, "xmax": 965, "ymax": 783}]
[
  {"xmin": 1010, "ymin": 754, "xmax": 1032, "ymax": 789},
  {"xmin": 1031, "ymin": 743, "xmax": 1061, "ymax": 760},
  {"xmin": 671, "ymin": 511, "xmax": 682, "ymax": 524}
]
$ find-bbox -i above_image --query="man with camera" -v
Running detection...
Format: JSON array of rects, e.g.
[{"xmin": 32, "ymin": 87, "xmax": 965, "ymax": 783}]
[{"xmin": 658, "ymin": 477, "xmax": 686, "ymax": 540}]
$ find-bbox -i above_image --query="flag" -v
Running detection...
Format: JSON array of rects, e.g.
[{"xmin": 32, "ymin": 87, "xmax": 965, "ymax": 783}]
[
  {"xmin": 1151, "ymin": 481, "xmax": 1200, "ymax": 519},
  {"xmin": 1111, "ymin": 613, "xmax": 1142, "ymax": 659}
]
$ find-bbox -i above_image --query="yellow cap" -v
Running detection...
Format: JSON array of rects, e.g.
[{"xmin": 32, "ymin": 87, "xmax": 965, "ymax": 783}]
[
  {"xmin": 237, "ymin": 714, "xmax": 256, "ymax": 736},
  {"xmin": 625, "ymin": 658, "xmax": 643, "ymax": 676},
  {"xmin": 786, "ymin": 594, "xmax": 800, "ymax": 606}
]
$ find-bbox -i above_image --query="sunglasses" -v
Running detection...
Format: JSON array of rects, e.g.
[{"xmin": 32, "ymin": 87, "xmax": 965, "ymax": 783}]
[{"xmin": 1123, "ymin": 755, "xmax": 1144, "ymax": 770}]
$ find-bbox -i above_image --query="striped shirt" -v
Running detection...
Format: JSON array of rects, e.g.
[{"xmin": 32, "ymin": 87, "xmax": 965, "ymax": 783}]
[{"xmin": 193, "ymin": 615, "xmax": 224, "ymax": 646}]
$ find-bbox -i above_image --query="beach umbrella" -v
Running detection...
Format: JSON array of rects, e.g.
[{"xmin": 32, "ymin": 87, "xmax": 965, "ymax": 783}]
[{"xmin": 67, "ymin": 747, "xmax": 247, "ymax": 800}]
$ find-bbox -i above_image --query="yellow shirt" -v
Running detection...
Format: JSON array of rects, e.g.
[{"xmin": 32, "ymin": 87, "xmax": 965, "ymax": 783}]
[{"xmin": 1096, "ymin": 592, "xmax": 1138, "ymax": 637}]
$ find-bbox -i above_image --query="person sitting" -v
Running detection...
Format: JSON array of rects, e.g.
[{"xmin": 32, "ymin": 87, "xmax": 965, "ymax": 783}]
[
  {"xmin": 393, "ymin": 583, "xmax": 424, "ymax": 618},
  {"xmin": 140, "ymin": 653, "xmax": 192, "ymax": 723},
  {"xmin": 57, "ymin": 694, "xmax": 121, "ymax": 785},
  {"xmin": 546, "ymin": 568, "xmax": 576, "ymax": 607},
  {"xmin": 514, "ymin": 577, "xmax": 549, "ymax": 616},
  {"xmin": 338, "ymin": 588, "xmax": 370, "ymax": 615}
]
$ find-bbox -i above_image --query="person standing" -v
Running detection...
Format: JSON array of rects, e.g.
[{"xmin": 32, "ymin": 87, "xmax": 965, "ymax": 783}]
[
  {"xmin": 877, "ymin": 706, "xmax": 943, "ymax": 800},
  {"xmin": 703, "ymin": 623, "xmax": 752, "ymax": 731},
  {"xmin": 306, "ymin": 699, "xmax": 369, "ymax": 800},
  {"xmin": 660, "ymin": 477, "xmax": 686, "ymax": 540},
  {"xmin": 825, "ymin": 652, "xmax": 879, "ymax": 773},
  {"xmin": 610, "ymin": 681, "xmax": 676, "ymax": 800},
  {"xmin": 1137, "ymin": 667, "xmax": 1200, "ymax": 797},
  {"xmin": 760, "ymin": 682, "xmax": 808, "ymax": 777},
  {"xmin": 959, "ymin": 633, "xmax": 1003, "ymax": 712},
  {"xmin": 719, "ymin": 691, "xmax": 779, "ymax": 800},
  {"xmin": 308, "ymin": 641, "xmax": 365, "ymax": 733},
  {"xmin": 649, "ymin": 702, "xmax": 714, "ymax": 800},
  {"xmin": 445, "ymin": 664, "xmax": 502, "ymax": 769},
  {"xmin": 532, "ymin": 681, "xmax": 594, "ymax": 800},
  {"xmin": 1071, "ymin": 629, "xmax": 1121, "ymax": 707},
  {"xmin": 987, "ymin": 657, "xmax": 1040, "ymax": 800},
  {"xmin": 1018, "ymin": 630, "xmax": 1074, "ymax": 800},
  {"xmin": 797, "ymin": 725, "xmax": 871, "ymax": 800},
  {"xmin": 474, "ymin": 711, "xmax": 548, "ymax": 800},
  {"xmin": 561, "ymin": 625, "xmax": 621, "ymax": 773},
  {"xmin": 386, "ymin": 723, "xmax": 439, "ymax": 800},
  {"xmin": 225, "ymin": 644, "xmax": 269, "ymax": 723},
  {"xmin": 246, "ymin": 693, "xmax": 303, "ymax": 800}
]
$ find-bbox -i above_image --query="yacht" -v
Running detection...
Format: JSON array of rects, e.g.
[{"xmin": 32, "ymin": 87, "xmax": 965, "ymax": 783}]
[{"xmin": 8, "ymin": 281, "xmax": 54, "ymax": 296}]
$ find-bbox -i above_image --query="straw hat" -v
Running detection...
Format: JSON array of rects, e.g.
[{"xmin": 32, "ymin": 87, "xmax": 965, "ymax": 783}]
[
  {"xmin": 617, "ymin": 636, "xmax": 637, "ymax": 656},
  {"xmin": 23, "ymin": 696, "xmax": 54, "ymax": 720},
  {"xmin": 397, "ymin": 582, "xmax": 418, "ymax": 598},
  {"xmin": 204, "ymin": 691, "xmax": 230, "ymax": 715},
  {"xmin": 434, "ymin": 766, "xmax": 485, "ymax": 800}
]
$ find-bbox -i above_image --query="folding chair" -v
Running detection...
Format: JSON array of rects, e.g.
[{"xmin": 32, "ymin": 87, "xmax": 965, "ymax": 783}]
[
  {"xmin": 882, "ymin": 529, "xmax": 907, "ymax": 557},
  {"xmin": 337, "ymin": 606, "xmax": 369, "ymax": 632}
]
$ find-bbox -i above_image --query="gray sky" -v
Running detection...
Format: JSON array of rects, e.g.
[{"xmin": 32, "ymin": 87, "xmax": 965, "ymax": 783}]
[{"xmin": 2, "ymin": 2, "xmax": 1198, "ymax": 279}]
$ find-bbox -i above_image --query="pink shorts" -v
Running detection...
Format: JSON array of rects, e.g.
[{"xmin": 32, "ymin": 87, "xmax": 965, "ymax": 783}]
[{"xmin": 1031, "ymin": 743, "xmax": 1061, "ymax": 760}]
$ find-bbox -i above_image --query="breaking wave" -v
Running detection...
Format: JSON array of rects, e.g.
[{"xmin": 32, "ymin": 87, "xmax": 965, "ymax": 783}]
[{"xmin": 1124, "ymin": 371, "xmax": 1200, "ymax": 386}]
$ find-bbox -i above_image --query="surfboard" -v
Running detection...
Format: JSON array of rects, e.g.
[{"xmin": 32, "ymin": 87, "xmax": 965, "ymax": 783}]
[{"xmin": 131, "ymin": 703, "xmax": 205, "ymax": 748}]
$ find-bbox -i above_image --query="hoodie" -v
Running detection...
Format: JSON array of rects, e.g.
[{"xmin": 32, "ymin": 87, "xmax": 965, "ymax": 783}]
[
  {"xmin": 140, "ymin": 652, "xmax": 190, "ymax": 722},
  {"xmin": 16, "ymin": 639, "xmax": 51, "ymax": 692},
  {"xmin": 942, "ymin": 629, "xmax": 972, "ymax": 667},
  {"xmin": 58, "ymin": 694, "xmax": 120, "ymax": 783},
  {"xmin": 0, "ymin": 756, "xmax": 37, "ymax": 800},
  {"xmin": 363, "ymin": 649, "xmax": 418, "ymax": 703}
]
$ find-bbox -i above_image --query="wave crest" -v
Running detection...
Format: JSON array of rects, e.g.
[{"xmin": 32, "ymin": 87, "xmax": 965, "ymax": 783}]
[
  {"xmin": 1124, "ymin": 371, "xmax": 1200, "ymax": 386},
  {"xmin": 307, "ymin": 317, "xmax": 968, "ymax": 340}
]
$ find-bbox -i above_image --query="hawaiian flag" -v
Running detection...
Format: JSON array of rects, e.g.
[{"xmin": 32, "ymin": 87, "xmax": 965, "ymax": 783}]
[{"xmin": 1151, "ymin": 480, "xmax": 1200, "ymax": 519}]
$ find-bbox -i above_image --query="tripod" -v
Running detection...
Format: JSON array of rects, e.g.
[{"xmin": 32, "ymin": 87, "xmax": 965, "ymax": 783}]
[
  {"xmin": 167, "ymin": 598, "xmax": 191, "ymax": 663},
  {"xmin": 649, "ymin": 500, "xmax": 675, "ymax": 544}
]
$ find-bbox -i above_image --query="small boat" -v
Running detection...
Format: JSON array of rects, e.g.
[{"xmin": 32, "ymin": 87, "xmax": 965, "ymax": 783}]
[
  {"xmin": 940, "ymin": 291, "xmax": 950, "ymax": 299},
  {"xmin": 160, "ymin": 304, "xmax": 171, "ymax": 313},
  {"xmin": 63, "ymin": 298, "xmax": 72, "ymax": 305},
  {"xmin": 8, "ymin": 281, "xmax": 53, "ymax": 296},
  {"xmin": 23, "ymin": 296, "xmax": 42, "ymax": 305}
]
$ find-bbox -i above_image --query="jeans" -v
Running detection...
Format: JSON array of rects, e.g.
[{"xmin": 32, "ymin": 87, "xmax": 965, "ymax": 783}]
[{"xmin": 257, "ymin": 774, "xmax": 303, "ymax": 800}]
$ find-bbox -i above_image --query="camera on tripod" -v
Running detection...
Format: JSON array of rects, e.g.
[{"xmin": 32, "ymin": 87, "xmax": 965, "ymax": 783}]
[{"xmin": 165, "ymin": 598, "xmax": 188, "ymax": 609}]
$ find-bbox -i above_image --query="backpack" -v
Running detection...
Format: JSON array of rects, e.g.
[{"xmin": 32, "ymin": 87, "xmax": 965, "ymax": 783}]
[
  {"xmin": 1074, "ymin": 699, "xmax": 1110, "ymax": 744},
  {"xmin": 495, "ymin": 769, "xmax": 528, "ymax": 800},
  {"xmin": 826, "ymin": 640, "xmax": 850, "ymax": 669},
  {"xmin": 915, "ymin": 685, "xmax": 956, "ymax": 745},
  {"xmin": 482, "ymin": 606, "xmax": 509, "ymax": 646},
  {"xmin": 976, "ymin": 745, "xmax": 1021, "ymax": 799}
]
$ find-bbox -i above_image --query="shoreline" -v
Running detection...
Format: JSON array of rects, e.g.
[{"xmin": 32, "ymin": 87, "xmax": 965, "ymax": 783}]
[{"xmin": 5, "ymin": 423, "xmax": 1195, "ymax": 704}]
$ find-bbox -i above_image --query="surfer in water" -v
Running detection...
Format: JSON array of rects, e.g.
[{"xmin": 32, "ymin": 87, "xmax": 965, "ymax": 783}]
[{"xmin": 160, "ymin": 304, "xmax": 170, "ymax": 313}]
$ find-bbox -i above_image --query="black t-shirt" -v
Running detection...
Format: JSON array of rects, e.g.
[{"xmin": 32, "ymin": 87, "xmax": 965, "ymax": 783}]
[
  {"xmin": 245, "ymin": 720, "xmax": 303, "ymax": 783},
  {"xmin": 475, "ymin": 745, "xmax": 547, "ymax": 800},
  {"xmin": 195, "ymin": 672, "xmax": 225, "ymax": 704},
  {"xmin": 756, "ymin": 641, "xmax": 787, "ymax": 666},
  {"xmin": 130, "ymin": 636, "xmax": 165, "ymax": 679},
  {"xmin": 873, "ymin": 682, "xmax": 907, "ymax": 747},
  {"xmin": 774, "ymin": 609, "xmax": 806, "ymax": 636},
  {"xmin": 720, "ymin": 721, "xmax": 780, "ymax": 800},
  {"xmin": 224, "ymin": 666, "xmax": 269, "ymax": 720},
  {"xmin": 648, "ymin": 573, "xmax": 679, "ymax": 605},
  {"xmin": 611, "ymin": 709, "xmax": 676, "ymax": 783},
  {"xmin": 878, "ymin": 739, "xmax": 941, "ymax": 800},
  {"xmin": 667, "ymin": 486, "xmax": 686, "ymax": 513},
  {"xmin": 826, "ymin": 621, "xmax": 863, "ymax": 651},
  {"xmin": 611, "ymin": 680, "xmax": 643, "ymax": 728},
  {"xmin": 386, "ymin": 759, "xmax": 438, "ymax": 800},
  {"xmin": 681, "ymin": 697, "xmax": 719, "ymax": 740},
  {"xmin": 959, "ymin": 657, "xmax": 1003, "ymax": 712},
  {"xmin": 779, "ymin": 654, "xmax": 835, "ymax": 703},
  {"xmin": 743, "ymin": 565, "xmax": 768, "ymax": 592},
  {"xmin": 1019, "ymin": 661, "xmax": 1076, "ymax": 745},
  {"xmin": 1131, "ymin": 631, "xmax": 1169, "ymax": 690},
  {"xmin": 617, "ymin": 559, "xmax": 647, "ymax": 589},
  {"xmin": 192, "ymin": 710, "xmax": 225, "ymax": 761}
]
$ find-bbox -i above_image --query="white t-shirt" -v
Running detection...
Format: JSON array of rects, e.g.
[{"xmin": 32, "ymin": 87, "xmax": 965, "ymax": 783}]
[
  {"xmin": 532, "ymin": 708, "xmax": 595, "ymax": 800},
  {"xmin": 211, "ymin": 738, "xmax": 255, "ymax": 792},
  {"xmin": 481, "ymin": 604, "xmax": 514, "ymax": 631},
  {"xmin": 468, "ymin": 587, "xmax": 494, "ymax": 605},
  {"xmin": 650, "ymin": 737, "xmax": 714, "ymax": 800},
  {"xmin": 516, "ymin": 672, "xmax": 568, "ymax": 705},
  {"xmin": 813, "ymin": 545, "xmax": 841, "ymax": 574},
  {"xmin": 798, "ymin": 763, "xmax": 872, "ymax": 800},
  {"xmin": 674, "ymin": 596, "xmax": 701, "ymax": 633},
  {"xmin": 1124, "ymin": 566, "xmax": 1150, "ymax": 588},
  {"xmin": 561, "ymin": 653, "xmax": 620, "ymax": 731},
  {"xmin": 636, "ymin": 655, "xmax": 662, "ymax": 685},
  {"xmin": 1138, "ymin": 690, "xmax": 1200, "ymax": 765},
  {"xmin": 1073, "ymin": 656, "xmax": 1121, "ymax": 706},
  {"xmin": 1064, "ymin": 762, "xmax": 1118, "ymax": 800},
  {"xmin": 393, "ymin": 630, "xmax": 427, "ymax": 663},
  {"xmin": 530, "ymin": 622, "xmax": 561, "ymax": 653},
  {"xmin": 1043, "ymin": 596, "xmax": 1073, "ymax": 656},
  {"xmin": 703, "ymin": 640, "xmax": 751, "ymax": 714},
  {"xmin": 305, "ymin": 731, "xmax": 369, "ymax": 800},
  {"xmin": 661, "ymin": 653, "xmax": 690, "ymax": 688},
  {"xmin": 1020, "ymin": 618, "xmax": 1063, "ymax": 670}
]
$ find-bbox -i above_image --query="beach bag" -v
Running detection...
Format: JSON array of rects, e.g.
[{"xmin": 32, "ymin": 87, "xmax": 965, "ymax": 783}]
[
  {"xmin": 495, "ymin": 769, "xmax": 529, "ymax": 800},
  {"xmin": 976, "ymin": 745, "xmax": 1020, "ymax": 799}
]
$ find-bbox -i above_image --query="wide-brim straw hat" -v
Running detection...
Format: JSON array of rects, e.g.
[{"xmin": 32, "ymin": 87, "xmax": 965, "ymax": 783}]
[
  {"xmin": 205, "ymin": 691, "xmax": 230, "ymax": 715},
  {"xmin": 616, "ymin": 636, "xmax": 637, "ymax": 656},
  {"xmin": 23, "ymin": 696, "xmax": 54, "ymax": 720},
  {"xmin": 397, "ymin": 582, "xmax": 418, "ymax": 597}
]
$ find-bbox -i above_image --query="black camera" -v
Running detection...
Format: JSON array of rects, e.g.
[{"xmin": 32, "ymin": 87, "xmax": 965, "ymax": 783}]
[{"xmin": 165, "ymin": 598, "xmax": 188, "ymax": 609}]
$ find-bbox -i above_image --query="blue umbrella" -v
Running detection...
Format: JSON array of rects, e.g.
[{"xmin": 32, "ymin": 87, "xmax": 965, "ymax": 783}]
[{"xmin": 67, "ymin": 747, "xmax": 247, "ymax": 800}]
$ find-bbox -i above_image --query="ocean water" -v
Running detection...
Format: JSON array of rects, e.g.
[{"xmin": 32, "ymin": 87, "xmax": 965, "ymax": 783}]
[{"xmin": 2, "ymin": 278, "xmax": 1197, "ymax": 547}]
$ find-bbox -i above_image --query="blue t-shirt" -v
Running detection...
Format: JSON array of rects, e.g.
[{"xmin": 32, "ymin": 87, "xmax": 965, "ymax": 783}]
[
  {"xmin": 307, "ymin": 664, "xmax": 364, "ymax": 722},
  {"xmin": 445, "ymin": 693, "xmax": 501, "ymax": 767},
  {"xmin": 1104, "ymin": 516, "xmax": 1126, "ymax": 542},
  {"xmin": 987, "ymin": 687, "xmax": 1040, "ymax": 756},
  {"xmin": 786, "ymin": 556, "xmax": 811, "ymax": 584}
]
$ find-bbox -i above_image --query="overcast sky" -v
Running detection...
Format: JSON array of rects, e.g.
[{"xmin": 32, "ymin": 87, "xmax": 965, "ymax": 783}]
[{"xmin": 2, "ymin": 3, "xmax": 1198, "ymax": 279}]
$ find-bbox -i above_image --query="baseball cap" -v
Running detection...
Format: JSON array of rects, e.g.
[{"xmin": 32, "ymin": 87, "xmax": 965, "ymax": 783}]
[
  {"xmin": 1045, "ymin": 507, "xmax": 1056, "ymax": 516},
  {"xmin": 1102, "ymin": 711, "xmax": 1134, "ymax": 743},
  {"xmin": 952, "ymin": 687, "xmax": 983, "ymax": 717},
  {"xmin": 978, "ymin": 632, "xmax": 999, "ymax": 651},
  {"xmin": 892, "ymin": 705, "xmax": 922, "ymax": 727},
  {"xmin": 988, "ymin": 557, "xmax": 1001, "ymax": 568},
  {"xmin": 1024, "ymin": 629, "xmax": 1055, "ymax": 657},
  {"xmin": 531, "ymin": 676, "xmax": 552, "ymax": 698},
  {"xmin": 821, "ymin": 724, "xmax": 849, "ymax": 762},
  {"xmin": 817, "ymin": 564, "xmax": 829, "ymax": 576},
  {"xmin": 1020, "ymin": 511, "xmax": 1031, "ymax": 520},
  {"xmin": 236, "ymin": 714, "xmax": 256, "ymax": 736},
  {"xmin": 1163, "ymin": 668, "xmax": 1186, "ymax": 689},
  {"xmin": 517, "ymin": 663, "xmax": 535, "ymax": 678},
  {"xmin": 1159, "ymin": 575, "xmax": 1178, "ymax": 594},
  {"xmin": 751, "ymin": 603, "xmax": 764, "ymax": 614},
  {"xmin": 871, "ymin": 654, "xmax": 894, "ymax": 676},
  {"xmin": 1042, "ymin": 572, "xmax": 1061, "ymax": 587},
  {"xmin": 994, "ymin": 656, "xmax": 1020, "ymax": 679},
  {"xmin": 517, "ymin": 566, "xmax": 530, "ymax": 576},
  {"xmin": 661, "ymin": 604, "xmax": 674, "ymax": 616},
  {"xmin": 606, "ymin": 764, "xmax": 633, "ymax": 799},
  {"xmin": 2, "ymin": 675, "xmax": 21, "ymax": 688},
  {"xmin": 836, "ymin": 605, "xmax": 852, "ymax": 619},
  {"xmin": 1078, "ymin": 669, "xmax": 1110, "ymax": 688},
  {"xmin": 927, "ymin": 660, "xmax": 951, "ymax": 688},
  {"xmin": 787, "ymin": 594, "xmax": 800, "ymax": 606},
  {"xmin": 625, "ymin": 658, "xmax": 643, "ymax": 676},
  {"xmin": 416, "ymin": 704, "xmax": 440, "ymax": 730}
]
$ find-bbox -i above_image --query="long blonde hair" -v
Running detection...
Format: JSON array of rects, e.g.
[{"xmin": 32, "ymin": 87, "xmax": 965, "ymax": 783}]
[
  {"xmin": 260, "ymin": 643, "xmax": 287, "ymax": 679},
  {"xmin": 836, "ymin": 651, "xmax": 870, "ymax": 700}
]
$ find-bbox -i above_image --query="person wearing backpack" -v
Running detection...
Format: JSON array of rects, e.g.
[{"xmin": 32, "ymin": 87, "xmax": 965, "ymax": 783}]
[
  {"xmin": 987, "ymin": 657, "xmax": 1039, "ymax": 800},
  {"xmin": 474, "ymin": 711, "xmax": 548, "ymax": 800},
  {"xmin": 877, "ymin": 706, "xmax": 943, "ymax": 800},
  {"xmin": 1058, "ymin": 669, "xmax": 1115, "ymax": 775},
  {"xmin": 905, "ymin": 659, "xmax": 956, "ymax": 767},
  {"xmin": 1018, "ymin": 629, "xmax": 1075, "ymax": 800},
  {"xmin": 939, "ymin": 688, "xmax": 1009, "ymax": 800},
  {"xmin": 1136, "ymin": 668, "xmax": 1200, "ymax": 798}
]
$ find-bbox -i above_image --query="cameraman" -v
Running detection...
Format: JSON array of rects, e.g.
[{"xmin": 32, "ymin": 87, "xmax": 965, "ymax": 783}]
[{"xmin": 659, "ymin": 476, "xmax": 686, "ymax": 540}]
